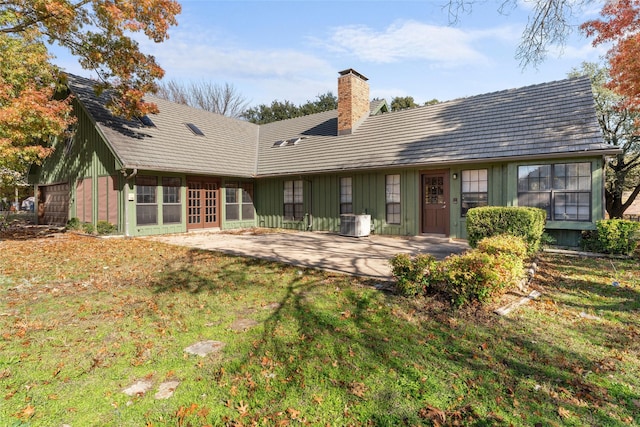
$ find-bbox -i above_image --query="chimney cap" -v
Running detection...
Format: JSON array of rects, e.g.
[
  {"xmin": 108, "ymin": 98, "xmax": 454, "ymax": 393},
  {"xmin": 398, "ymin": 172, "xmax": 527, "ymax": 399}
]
[{"xmin": 338, "ymin": 68, "xmax": 368, "ymax": 81}]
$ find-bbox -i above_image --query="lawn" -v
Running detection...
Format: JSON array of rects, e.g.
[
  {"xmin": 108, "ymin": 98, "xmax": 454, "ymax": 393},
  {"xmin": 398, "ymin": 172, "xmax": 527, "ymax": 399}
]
[{"xmin": 0, "ymin": 232, "xmax": 639, "ymax": 426}]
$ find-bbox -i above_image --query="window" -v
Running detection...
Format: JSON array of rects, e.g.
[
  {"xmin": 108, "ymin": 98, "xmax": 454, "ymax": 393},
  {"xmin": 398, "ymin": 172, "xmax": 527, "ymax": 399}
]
[
  {"xmin": 518, "ymin": 163, "xmax": 591, "ymax": 221},
  {"xmin": 136, "ymin": 176, "xmax": 157, "ymax": 225},
  {"xmin": 340, "ymin": 177, "xmax": 353, "ymax": 214},
  {"xmin": 225, "ymin": 182, "xmax": 255, "ymax": 221},
  {"xmin": 284, "ymin": 180, "xmax": 304, "ymax": 221},
  {"xmin": 185, "ymin": 123, "xmax": 205, "ymax": 136},
  {"xmin": 461, "ymin": 169, "xmax": 488, "ymax": 216},
  {"xmin": 162, "ymin": 177, "xmax": 181, "ymax": 224},
  {"xmin": 385, "ymin": 174, "xmax": 401, "ymax": 224},
  {"xmin": 225, "ymin": 183, "xmax": 239, "ymax": 221},
  {"xmin": 242, "ymin": 183, "xmax": 255, "ymax": 220}
]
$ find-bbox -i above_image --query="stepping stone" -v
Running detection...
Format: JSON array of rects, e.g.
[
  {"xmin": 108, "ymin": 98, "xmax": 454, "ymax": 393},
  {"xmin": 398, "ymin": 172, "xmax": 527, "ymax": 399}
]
[
  {"xmin": 230, "ymin": 318, "xmax": 258, "ymax": 331},
  {"xmin": 122, "ymin": 379, "xmax": 154, "ymax": 396},
  {"xmin": 155, "ymin": 380, "xmax": 180, "ymax": 399},
  {"xmin": 184, "ymin": 340, "xmax": 225, "ymax": 357}
]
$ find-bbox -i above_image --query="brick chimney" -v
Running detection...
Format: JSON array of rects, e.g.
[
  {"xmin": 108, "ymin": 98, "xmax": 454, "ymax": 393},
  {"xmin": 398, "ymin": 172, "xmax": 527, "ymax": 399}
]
[{"xmin": 337, "ymin": 69, "xmax": 370, "ymax": 135}]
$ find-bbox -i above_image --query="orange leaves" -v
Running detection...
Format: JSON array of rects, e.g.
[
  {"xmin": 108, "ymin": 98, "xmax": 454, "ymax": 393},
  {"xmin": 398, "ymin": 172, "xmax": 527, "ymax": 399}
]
[{"xmin": 582, "ymin": 0, "xmax": 640, "ymax": 109}]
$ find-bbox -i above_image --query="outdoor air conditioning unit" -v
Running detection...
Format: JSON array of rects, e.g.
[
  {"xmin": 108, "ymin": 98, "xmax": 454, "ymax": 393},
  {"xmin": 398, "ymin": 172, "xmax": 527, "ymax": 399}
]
[{"xmin": 340, "ymin": 214, "xmax": 371, "ymax": 237}]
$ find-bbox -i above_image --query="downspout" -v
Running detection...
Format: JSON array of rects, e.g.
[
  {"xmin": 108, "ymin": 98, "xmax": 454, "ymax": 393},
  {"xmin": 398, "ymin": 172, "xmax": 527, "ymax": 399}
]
[{"xmin": 121, "ymin": 168, "xmax": 137, "ymax": 237}]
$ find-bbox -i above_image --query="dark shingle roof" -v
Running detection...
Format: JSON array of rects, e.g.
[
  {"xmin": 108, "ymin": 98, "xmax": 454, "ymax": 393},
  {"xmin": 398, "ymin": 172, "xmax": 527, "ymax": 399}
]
[
  {"xmin": 256, "ymin": 77, "xmax": 614, "ymax": 176},
  {"xmin": 67, "ymin": 74, "xmax": 259, "ymax": 177},
  {"xmin": 68, "ymin": 74, "xmax": 614, "ymax": 178}
]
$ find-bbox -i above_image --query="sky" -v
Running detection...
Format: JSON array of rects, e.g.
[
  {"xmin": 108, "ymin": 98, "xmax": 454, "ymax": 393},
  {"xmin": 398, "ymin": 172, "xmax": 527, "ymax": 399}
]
[{"xmin": 49, "ymin": 0, "xmax": 609, "ymax": 108}]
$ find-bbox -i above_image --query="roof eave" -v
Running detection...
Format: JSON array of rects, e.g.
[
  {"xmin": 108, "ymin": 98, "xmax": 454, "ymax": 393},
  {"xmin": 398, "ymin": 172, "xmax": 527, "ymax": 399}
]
[{"xmin": 255, "ymin": 148, "xmax": 622, "ymax": 178}]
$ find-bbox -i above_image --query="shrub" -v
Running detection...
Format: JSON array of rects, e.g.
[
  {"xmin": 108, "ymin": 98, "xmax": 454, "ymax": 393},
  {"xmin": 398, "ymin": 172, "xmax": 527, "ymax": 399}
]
[
  {"xmin": 82, "ymin": 222, "xmax": 95, "ymax": 234},
  {"xmin": 436, "ymin": 250, "xmax": 525, "ymax": 307},
  {"xmin": 389, "ymin": 253, "xmax": 438, "ymax": 296},
  {"xmin": 66, "ymin": 217, "xmax": 81, "ymax": 230},
  {"xmin": 96, "ymin": 220, "xmax": 117, "ymax": 235},
  {"xmin": 581, "ymin": 219, "xmax": 640, "ymax": 255},
  {"xmin": 466, "ymin": 206, "xmax": 546, "ymax": 254},
  {"xmin": 476, "ymin": 234, "xmax": 528, "ymax": 259}
]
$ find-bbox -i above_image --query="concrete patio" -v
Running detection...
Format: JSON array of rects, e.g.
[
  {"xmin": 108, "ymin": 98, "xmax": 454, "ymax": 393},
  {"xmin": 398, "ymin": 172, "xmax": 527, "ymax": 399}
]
[{"xmin": 151, "ymin": 230, "xmax": 469, "ymax": 280}]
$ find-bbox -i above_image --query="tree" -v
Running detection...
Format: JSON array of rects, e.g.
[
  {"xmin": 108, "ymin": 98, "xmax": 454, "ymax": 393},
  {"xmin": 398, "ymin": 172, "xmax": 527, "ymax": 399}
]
[
  {"xmin": 569, "ymin": 62, "xmax": 640, "ymax": 218},
  {"xmin": 242, "ymin": 92, "xmax": 338, "ymax": 124},
  {"xmin": 581, "ymin": 0, "xmax": 640, "ymax": 110},
  {"xmin": 0, "ymin": 33, "xmax": 72, "ymax": 183},
  {"xmin": 0, "ymin": 0, "xmax": 180, "ymax": 176},
  {"xmin": 390, "ymin": 96, "xmax": 418, "ymax": 111},
  {"xmin": 445, "ymin": 0, "xmax": 591, "ymax": 66},
  {"xmin": 156, "ymin": 80, "xmax": 250, "ymax": 118}
]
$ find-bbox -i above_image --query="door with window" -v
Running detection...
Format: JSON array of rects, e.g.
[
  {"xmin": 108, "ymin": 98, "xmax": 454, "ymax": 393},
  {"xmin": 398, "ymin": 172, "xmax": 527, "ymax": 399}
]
[
  {"xmin": 187, "ymin": 177, "xmax": 220, "ymax": 230},
  {"xmin": 421, "ymin": 171, "xmax": 450, "ymax": 234}
]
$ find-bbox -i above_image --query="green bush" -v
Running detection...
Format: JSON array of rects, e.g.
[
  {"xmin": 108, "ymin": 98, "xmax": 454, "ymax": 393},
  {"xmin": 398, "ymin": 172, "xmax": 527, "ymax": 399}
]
[
  {"xmin": 389, "ymin": 253, "xmax": 438, "ymax": 296},
  {"xmin": 581, "ymin": 219, "xmax": 640, "ymax": 255},
  {"xmin": 96, "ymin": 220, "xmax": 117, "ymax": 235},
  {"xmin": 466, "ymin": 206, "xmax": 546, "ymax": 254},
  {"xmin": 82, "ymin": 222, "xmax": 94, "ymax": 234},
  {"xmin": 66, "ymin": 217, "xmax": 81, "ymax": 230},
  {"xmin": 436, "ymin": 250, "xmax": 525, "ymax": 307},
  {"xmin": 476, "ymin": 234, "xmax": 528, "ymax": 259}
]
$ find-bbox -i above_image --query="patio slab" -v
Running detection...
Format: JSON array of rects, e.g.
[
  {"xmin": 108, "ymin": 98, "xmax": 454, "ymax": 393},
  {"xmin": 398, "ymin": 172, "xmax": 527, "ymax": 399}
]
[{"xmin": 151, "ymin": 230, "xmax": 469, "ymax": 281}]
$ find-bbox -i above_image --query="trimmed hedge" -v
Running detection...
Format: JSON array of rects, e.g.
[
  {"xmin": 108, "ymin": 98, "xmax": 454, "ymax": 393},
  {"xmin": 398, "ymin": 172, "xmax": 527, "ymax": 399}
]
[
  {"xmin": 581, "ymin": 219, "xmax": 640, "ymax": 255},
  {"xmin": 466, "ymin": 206, "xmax": 546, "ymax": 254}
]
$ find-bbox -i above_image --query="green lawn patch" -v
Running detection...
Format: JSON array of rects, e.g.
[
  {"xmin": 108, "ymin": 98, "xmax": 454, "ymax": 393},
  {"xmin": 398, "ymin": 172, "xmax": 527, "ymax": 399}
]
[{"xmin": 1, "ymin": 234, "xmax": 638, "ymax": 426}]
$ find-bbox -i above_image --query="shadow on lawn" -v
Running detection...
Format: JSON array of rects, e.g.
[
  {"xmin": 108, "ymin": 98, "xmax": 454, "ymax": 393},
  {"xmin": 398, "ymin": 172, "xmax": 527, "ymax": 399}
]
[{"xmin": 151, "ymin": 248, "xmax": 638, "ymax": 425}]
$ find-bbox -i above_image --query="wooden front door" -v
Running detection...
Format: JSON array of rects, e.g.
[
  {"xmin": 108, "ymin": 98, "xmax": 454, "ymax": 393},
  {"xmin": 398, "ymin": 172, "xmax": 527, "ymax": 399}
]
[
  {"xmin": 421, "ymin": 171, "xmax": 450, "ymax": 235},
  {"xmin": 187, "ymin": 178, "xmax": 219, "ymax": 230}
]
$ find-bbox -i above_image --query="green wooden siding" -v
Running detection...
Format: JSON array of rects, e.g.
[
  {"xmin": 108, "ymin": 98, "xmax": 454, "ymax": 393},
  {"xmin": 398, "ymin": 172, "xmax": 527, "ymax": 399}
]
[{"xmin": 36, "ymin": 99, "xmax": 122, "ymax": 230}]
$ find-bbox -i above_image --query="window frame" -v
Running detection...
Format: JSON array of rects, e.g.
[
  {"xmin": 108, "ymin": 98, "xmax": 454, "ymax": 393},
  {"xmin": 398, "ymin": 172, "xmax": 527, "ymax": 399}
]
[
  {"xmin": 162, "ymin": 177, "xmax": 182, "ymax": 224},
  {"xmin": 225, "ymin": 182, "xmax": 240, "ymax": 221},
  {"xmin": 385, "ymin": 174, "xmax": 401, "ymax": 225},
  {"xmin": 340, "ymin": 177, "xmax": 353, "ymax": 215},
  {"xmin": 517, "ymin": 162, "xmax": 592, "ymax": 222},
  {"xmin": 284, "ymin": 180, "xmax": 304, "ymax": 221},
  {"xmin": 460, "ymin": 169, "xmax": 488, "ymax": 217},
  {"xmin": 136, "ymin": 176, "xmax": 158, "ymax": 226}
]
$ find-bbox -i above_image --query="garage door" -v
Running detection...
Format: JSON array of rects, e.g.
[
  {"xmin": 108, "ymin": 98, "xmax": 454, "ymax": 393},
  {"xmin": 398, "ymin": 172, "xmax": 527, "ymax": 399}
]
[{"xmin": 39, "ymin": 183, "xmax": 70, "ymax": 226}]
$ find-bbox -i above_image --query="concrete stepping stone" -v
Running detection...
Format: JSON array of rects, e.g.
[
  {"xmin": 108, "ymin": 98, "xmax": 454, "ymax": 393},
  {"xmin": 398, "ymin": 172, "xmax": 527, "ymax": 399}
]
[
  {"xmin": 122, "ymin": 379, "xmax": 154, "ymax": 396},
  {"xmin": 230, "ymin": 318, "xmax": 258, "ymax": 331},
  {"xmin": 184, "ymin": 340, "xmax": 225, "ymax": 357},
  {"xmin": 155, "ymin": 380, "xmax": 180, "ymax": 399}
]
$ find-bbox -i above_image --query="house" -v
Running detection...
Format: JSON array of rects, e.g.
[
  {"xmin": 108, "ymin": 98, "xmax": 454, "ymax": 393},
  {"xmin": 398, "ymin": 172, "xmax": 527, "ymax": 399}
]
[{"xmin": 32, "ymin": 69, "xmax": 620, "ymax": 246}]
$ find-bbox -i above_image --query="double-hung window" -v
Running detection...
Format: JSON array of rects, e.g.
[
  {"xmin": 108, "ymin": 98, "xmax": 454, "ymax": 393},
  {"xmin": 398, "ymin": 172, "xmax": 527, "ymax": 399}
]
[
  {"xmin": 225, "ymin": 183, "xmax": 240, "ymax": 221},
  {"xmin": 284, "ymin": 180, "xmax": 304, "ymax": 221},
  {"xmin": 518, "ymin": 163, "xmax": 591, "ymax": 221},
  {"xmin": 461, "ymin": 169, "xmax": 488, "ymax": 216},
  {"xmin": 162, "ymin": 177, "xmax": 181, "ymax": 224},
  {"xmin": 385, "ymin": 174, "xmax": 401, "ymax": 224},
  {"xmin": 136, "ymin": 176, "xmax": 157, "ymax": 225},
  {"xmin": 340, "ymin": 177, "xmax": 353, "ymax": 214}
]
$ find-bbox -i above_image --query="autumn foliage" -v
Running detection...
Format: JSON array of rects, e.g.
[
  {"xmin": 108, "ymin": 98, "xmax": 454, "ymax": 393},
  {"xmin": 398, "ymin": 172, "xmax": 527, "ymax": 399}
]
[
  {"xmin": 0, "ymin": 0, "xmax": 181, "ymax": 175},
  {"xmin": 582, "ymin": 0, "xmax": 640, "ymax": 110}
]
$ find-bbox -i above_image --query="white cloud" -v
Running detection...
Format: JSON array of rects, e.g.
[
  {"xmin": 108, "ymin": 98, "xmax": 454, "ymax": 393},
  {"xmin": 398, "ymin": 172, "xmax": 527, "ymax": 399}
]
[{"xmin": 312, "ymin": 19, "xmax": 518, "ymax": 67}]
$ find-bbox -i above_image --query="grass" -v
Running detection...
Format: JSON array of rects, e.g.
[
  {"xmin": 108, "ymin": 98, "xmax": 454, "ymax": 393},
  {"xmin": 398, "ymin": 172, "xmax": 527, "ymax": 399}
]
[{"xmin": 0, "ymin": 233, "xmax": 639, "ymax": 426}]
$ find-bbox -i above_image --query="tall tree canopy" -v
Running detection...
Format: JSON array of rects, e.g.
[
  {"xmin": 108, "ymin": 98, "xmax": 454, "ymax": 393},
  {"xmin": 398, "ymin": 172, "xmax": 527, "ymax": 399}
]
[
  {"xmin": 0, "ymin": 0, "xmax": 180, "ymax": 177},
  {"xmin": 390, "ymin": 96, "xmax": 418, "ymax": 111},
  {"xmin": 156, "ymin": 80, "xmax": 249, "ymax": 119},
  {"xmin": 242, "ymin": 92, "xmax": 338, "ymax": 125},
  {"xmin": 569, "ymin": 62, "xmax": 640, "ymax": 218},
  {"xmin": 582, "ymin": 0, "xmax": 640, "ymax": 110}
]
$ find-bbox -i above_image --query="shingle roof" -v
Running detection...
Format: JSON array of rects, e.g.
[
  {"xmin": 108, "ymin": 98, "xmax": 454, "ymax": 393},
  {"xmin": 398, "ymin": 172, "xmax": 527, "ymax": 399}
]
[
  {"xmin": 67, "ymin": 74, "xmax": 259, "ymax": 177},
  {"xmin": 257, "ymin": 77, "xmax": 614, "ymax": 176},
  {"xmin": 68, "ymin": 74, "xmax": 615, "ymax": 178}
]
